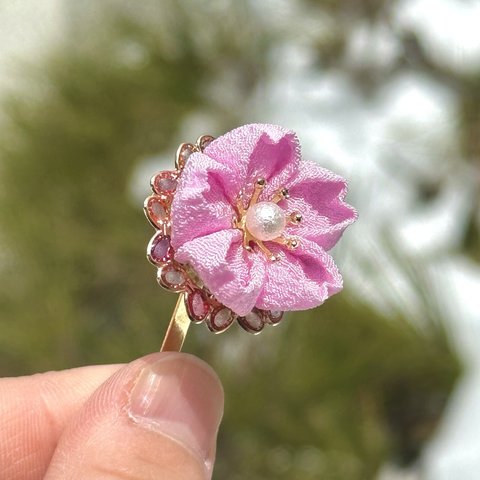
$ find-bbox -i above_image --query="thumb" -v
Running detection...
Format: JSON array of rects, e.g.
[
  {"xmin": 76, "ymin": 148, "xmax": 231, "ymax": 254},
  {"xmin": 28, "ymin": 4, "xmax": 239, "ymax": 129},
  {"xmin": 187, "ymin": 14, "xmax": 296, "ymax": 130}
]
[{"xmin": 44, "ymin": 352, "xmax": 224, "ymax": 480}]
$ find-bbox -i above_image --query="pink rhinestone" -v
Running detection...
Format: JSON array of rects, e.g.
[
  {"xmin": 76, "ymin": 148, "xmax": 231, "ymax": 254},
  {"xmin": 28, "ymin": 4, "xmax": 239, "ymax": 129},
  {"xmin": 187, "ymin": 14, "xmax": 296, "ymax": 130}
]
[
  {"xmin": 209, "ymin": 307, "xmax": 234, "ymax": 333},
  {"xmin": 186, "ymin": 289, "xmax": 210, "ymax": 322},
  {"xmin": 199, "ymin": 136, "xmax": 214, "ymax": 150},
  {"xmin": 180, "ymin": 145, "xmax": 193, "ymax": 163},
  {"xmin": 158, "ymin": 177, "xmax": 177, "ymax": 192},
  {"xmin": 151, "ymin": 200, "xmax": 166, "ymax": 219},
  {"xmin": 152, "ymin": 171, "xmax": 178, "ymax": 195},
  {"xmin": 245, "ymin": 311, "xmax": 263, "ymax": 329},
  {"xmin": 164, "ymin": 269, "xmax": 185, "ymax": 286},
  {"xmin": 176, "ymin": 143, "xmax": 194, "ymax": 169},
  {"xmin": 192, "ymin": 293, "xmax": 206, "ymax": 316},
  {"xmin": 157, "ymin": 264, "xmax": 186, "ymax": 292},
  {"xmin": 145, "ymin": 196, "xmax": 169, "ymax": 227},
  {"xmin": 265, "ymin": 310, "xmax": 284, "ymax": 325},
  {"xmin": 148, "ymin": 233, "xmax": 174, "ymax": 265},
  {"xmin": 238, "ymin": 309, "xmax": 264, "ymax": 334}
]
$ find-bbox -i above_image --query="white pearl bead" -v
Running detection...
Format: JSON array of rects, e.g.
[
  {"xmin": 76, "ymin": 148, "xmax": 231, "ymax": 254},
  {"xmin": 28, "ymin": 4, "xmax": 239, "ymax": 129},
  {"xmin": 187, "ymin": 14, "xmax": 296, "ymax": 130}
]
[{"xmin": 245, "ymin": 202, "xmax": 286, "ymax": 241}]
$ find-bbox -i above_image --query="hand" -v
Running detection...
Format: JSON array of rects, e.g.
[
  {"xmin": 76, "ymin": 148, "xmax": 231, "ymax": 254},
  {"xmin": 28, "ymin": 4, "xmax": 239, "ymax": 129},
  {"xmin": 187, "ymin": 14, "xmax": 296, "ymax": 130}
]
[{"xmin": 0, "ymin": 352, "xmax": 224, "ymax": 479}]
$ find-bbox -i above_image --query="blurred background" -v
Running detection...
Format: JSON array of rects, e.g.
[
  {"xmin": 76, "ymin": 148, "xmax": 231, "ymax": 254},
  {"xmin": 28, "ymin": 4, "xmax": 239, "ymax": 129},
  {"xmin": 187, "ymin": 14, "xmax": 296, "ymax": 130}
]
[{"xmin": 0, "ymin": 0, "xmax": 479, "ymax": 478}]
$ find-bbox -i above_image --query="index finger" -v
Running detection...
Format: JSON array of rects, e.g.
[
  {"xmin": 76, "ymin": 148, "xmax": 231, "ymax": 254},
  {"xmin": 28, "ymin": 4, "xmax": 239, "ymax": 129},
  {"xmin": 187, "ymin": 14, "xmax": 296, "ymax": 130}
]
[{"xmin": 0, "ymin": 364, "xmax": 122, "ymax": 480}]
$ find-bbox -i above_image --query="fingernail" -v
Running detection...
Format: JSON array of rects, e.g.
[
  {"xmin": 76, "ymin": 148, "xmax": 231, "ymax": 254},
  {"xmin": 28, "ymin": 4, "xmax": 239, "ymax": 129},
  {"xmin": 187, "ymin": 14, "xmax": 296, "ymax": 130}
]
[{"xmin": 128, "ymin": 354, "xmax": 224, "ymax": 472}]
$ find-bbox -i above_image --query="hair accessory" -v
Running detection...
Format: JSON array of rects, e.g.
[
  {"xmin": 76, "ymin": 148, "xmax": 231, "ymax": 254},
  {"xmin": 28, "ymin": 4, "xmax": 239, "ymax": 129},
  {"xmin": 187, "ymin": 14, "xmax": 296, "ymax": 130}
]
[{"xmin": 145, "ymin": 124, "xmax": 357, "ymax": 351}]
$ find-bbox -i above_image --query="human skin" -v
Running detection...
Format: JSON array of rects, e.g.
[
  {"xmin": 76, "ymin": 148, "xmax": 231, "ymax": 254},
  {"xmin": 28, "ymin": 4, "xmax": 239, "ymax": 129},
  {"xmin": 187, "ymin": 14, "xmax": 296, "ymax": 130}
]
[{"xmin": 0, "ymin": 352, "xmax": 224, "ymax": 480}]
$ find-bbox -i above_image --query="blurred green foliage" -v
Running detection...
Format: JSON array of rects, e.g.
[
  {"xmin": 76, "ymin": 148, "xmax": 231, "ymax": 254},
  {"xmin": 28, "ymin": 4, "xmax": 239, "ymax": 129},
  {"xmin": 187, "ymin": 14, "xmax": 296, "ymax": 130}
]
[
  {"xmin": 212, "ymin": 295, "xmax": 458, "ymax": 479},
  {"xmin": 0, "ymin": 1, "xmax": 465, "ymax": 478}
]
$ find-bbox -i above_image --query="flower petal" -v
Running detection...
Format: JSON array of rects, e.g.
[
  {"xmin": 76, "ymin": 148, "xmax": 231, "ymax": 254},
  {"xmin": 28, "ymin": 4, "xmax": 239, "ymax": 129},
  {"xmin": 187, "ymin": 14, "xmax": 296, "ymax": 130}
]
[
  {"xmin": 171, "ymin": 152, "xmax": 235, "ymax": 250},
  {"xmin": 175, "ymin": 229, "xmax": 266, "ymax": 316},
  {"xmin": 284, "ymin": 161, "xmax": 357, "ymax": 251},
  {"xmin": 255, "ymin": 238, "xmax": 343, "ymax": 311},
  {"xmin": 204, "ymin": 123, "xmax": 300, "ymax": 200}
]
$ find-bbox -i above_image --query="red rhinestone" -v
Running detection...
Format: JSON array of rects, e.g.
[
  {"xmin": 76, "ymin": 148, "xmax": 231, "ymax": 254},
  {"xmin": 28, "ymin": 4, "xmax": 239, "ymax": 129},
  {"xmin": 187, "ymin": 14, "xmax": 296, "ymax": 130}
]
[
  {"xmin": 185, "ymin": 289, "xmax": 210, "ymax": 323},
  {"xmin": 147, "ymin": 233, "xmax": 174, "ymax": 266}
]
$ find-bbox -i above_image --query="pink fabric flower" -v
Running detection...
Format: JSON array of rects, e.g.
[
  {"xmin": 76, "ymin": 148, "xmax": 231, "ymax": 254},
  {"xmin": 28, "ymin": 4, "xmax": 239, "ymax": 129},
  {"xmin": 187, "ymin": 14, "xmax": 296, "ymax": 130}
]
[{"xmin": 170, "ymin": 123, "xmax": 357, "ymax": 317}]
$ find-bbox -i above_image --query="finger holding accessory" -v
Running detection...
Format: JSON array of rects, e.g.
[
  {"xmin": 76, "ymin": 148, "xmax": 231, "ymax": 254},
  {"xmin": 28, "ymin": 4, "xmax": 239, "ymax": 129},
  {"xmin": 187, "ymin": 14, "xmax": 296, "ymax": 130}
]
[
  {"xmin": 0, "ymin": 364, "xmax": 122, "ymax": 480},
  {"xmin": 44, "ymin": 353, "xmax": 224, "ymax": 480}
]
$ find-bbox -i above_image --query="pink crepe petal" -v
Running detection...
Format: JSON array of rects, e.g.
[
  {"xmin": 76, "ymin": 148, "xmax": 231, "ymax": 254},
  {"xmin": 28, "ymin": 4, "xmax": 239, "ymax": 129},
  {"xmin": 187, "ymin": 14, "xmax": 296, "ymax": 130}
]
[
  {"xmin": 175, "ymin": 229, "xmax": 266, "ymax": 317},
  {"xmin": 204, "ymin": 123, "xmax": 300, "ymax": 201},
  {"xmin": 255, "ymin": 238, "xmax": 343, "ymax": 311},
  {"xmin": 170, "ymin": 152, "xmax": 235, "ymax": 250},
  {"xmin": 168, "ymin": 124, "xmax": 356, "ymax": 317},
  {"xmin": 284, "ymin": 161, "xmax": 357, "ymax": 251}
]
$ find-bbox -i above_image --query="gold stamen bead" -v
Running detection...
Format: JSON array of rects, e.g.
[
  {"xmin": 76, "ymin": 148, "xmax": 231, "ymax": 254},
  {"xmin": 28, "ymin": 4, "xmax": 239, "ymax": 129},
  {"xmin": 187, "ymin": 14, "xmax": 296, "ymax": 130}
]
[
  {"xmin": 281, "ymin": 188, "xmax": 290, "ymax": 199},
  {"xmin": 289, "ymin": 239, "xmax": 299, "ymax": 249},
  {"xmin": 290, "ymin": 212, "xmax": 302, "ymax": 224},
  {"xmin": 256, "ymin": 177, "xmax": 266, "ymax": 186}
]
